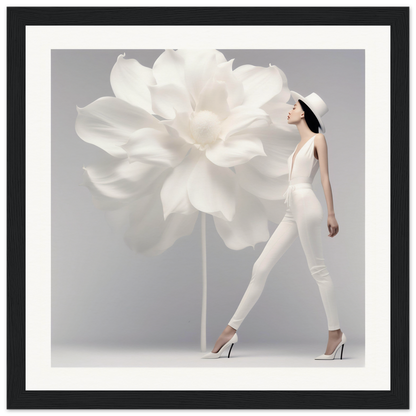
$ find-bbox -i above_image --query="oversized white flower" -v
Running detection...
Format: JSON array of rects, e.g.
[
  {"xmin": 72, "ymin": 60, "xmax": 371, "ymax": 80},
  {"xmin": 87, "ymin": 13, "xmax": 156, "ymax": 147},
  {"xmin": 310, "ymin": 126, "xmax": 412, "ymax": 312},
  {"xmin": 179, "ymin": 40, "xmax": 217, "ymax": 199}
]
[{"xmin": 75, "ymin": 49, "xmax": 298, "ymax": 256}]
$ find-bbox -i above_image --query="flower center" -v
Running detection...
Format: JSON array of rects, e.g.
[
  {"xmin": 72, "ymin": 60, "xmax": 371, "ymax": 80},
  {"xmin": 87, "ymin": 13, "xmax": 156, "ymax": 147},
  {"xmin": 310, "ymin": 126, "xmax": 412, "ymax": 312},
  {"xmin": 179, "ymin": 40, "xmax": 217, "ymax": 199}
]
[{"xmin": 190, "ymin": 110, "xmax": 221, "ymax": 145}]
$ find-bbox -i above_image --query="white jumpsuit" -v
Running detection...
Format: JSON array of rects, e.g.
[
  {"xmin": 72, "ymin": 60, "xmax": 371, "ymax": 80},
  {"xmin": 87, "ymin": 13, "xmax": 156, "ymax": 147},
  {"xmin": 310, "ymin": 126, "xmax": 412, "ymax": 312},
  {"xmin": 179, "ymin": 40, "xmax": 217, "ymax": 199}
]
[{"xmin": 228, "ymin": 134, "xmax": 341, "ymax": 331}]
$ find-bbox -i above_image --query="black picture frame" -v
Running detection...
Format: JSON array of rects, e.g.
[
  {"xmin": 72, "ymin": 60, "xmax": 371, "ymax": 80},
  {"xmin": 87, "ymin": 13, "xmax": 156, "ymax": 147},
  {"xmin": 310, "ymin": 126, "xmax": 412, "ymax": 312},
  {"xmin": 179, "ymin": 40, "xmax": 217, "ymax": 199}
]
[{"xmin": 7, "ymin": 6, "xmax": 409, "ymax": 409}]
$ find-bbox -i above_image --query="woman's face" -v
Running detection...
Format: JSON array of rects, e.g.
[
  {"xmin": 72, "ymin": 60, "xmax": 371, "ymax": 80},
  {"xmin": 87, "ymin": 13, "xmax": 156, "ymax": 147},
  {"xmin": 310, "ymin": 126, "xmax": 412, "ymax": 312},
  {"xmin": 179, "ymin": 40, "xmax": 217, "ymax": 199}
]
[{"xmin": 287, "ymin": 101, "xmax": 304, "ymax": 125}]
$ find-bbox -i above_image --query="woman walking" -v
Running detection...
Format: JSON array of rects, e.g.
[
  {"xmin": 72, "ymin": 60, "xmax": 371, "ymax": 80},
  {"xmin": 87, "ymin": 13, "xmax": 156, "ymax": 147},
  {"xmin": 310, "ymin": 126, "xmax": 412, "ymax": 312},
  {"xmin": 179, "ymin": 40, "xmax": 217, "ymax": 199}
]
[{"xmin": 202, "ymin": 91, "xmax": 346, "ymax": 360}]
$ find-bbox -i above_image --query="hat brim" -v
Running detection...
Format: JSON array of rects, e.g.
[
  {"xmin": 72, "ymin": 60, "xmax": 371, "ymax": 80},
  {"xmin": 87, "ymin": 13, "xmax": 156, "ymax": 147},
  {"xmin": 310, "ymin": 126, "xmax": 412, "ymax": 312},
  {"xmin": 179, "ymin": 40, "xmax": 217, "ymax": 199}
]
[{"xmin": 290, "ymin": 91, "xmax": 326, "ymax": 133}]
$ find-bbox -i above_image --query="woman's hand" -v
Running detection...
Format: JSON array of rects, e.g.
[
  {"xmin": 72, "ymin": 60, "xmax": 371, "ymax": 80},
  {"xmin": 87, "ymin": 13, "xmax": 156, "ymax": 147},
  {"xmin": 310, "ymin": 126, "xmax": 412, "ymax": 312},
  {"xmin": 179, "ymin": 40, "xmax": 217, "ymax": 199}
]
[{"xmin": 327, "ymin": 213, "xmax": 339, "ymax": 237}]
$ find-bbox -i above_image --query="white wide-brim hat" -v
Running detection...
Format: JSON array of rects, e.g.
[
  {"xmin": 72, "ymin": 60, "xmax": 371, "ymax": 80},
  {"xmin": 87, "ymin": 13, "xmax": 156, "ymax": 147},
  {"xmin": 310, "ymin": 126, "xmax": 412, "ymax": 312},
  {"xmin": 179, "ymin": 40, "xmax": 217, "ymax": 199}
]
[{"xmin": 290, "ymin": 91, "xmax": 329, "ymax": 133}]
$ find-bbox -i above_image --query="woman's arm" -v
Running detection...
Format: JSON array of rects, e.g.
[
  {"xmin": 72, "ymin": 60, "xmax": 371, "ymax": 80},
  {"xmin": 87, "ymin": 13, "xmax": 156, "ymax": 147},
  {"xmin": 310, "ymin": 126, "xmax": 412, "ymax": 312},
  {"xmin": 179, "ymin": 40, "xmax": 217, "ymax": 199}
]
[{"xmin": 315, "ymin": 133, "xmax": 339, "ymax": 237}]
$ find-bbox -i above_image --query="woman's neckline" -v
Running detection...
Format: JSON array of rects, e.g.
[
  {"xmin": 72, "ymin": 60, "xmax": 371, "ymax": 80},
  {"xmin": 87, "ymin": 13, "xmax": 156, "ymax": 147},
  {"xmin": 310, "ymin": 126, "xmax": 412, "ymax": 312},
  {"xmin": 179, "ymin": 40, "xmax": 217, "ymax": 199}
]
[{"xmin": 289, "ymin": 134, "xmax": 317, "ymax": 180}]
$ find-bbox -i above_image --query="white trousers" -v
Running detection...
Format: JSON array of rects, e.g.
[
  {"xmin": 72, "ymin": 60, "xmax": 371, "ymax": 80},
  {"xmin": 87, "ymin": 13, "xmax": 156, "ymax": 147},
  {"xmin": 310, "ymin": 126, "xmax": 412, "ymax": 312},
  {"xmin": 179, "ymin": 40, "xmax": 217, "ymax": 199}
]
[{"xmin": 228, "ymin": 182, "xmax": 341, "ymax": 331}]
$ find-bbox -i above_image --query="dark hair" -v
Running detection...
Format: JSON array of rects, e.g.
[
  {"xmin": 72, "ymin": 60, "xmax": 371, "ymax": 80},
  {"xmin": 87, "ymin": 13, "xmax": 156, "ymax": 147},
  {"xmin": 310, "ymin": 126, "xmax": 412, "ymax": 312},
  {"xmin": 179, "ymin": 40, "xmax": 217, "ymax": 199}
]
[{"xmin": 299, "ymin": 100, "xmax": 321, "ymax": 133}]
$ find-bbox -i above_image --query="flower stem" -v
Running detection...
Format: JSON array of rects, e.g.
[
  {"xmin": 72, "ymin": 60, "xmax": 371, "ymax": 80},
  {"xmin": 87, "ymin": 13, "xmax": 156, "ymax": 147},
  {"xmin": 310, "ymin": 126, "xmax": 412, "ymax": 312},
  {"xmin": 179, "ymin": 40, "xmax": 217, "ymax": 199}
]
[{"xmin": 201, "ymin": 212, "xmax": 207, "ymax": 352}]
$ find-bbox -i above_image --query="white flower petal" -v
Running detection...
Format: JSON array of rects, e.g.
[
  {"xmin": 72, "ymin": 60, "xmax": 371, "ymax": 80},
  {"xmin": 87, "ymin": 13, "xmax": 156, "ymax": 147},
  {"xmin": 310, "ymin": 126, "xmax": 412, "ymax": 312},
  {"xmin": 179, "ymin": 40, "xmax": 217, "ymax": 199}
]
[
  {"xmin": 213, "ymin": 186, "xmax": 270, "ymax": 250},
  {"xmin": 160, "ymin": 147, "xmax": 201, "ymax": 219},
  {"xmin": 213, "ymin": 59, "xmax": 245, "ymax": 109},
  {"xmin": 80, "ymin": 155, "xmax": 171, "ymax": 210},
  {"xmin": 148, "ymin": 83, "xmax": 193, "ymax": 119},
  {"xmin": 187, "ymin": 153, "xmax": 237, "ymax": 221},
  {"xmin": 175, "ymin": 49, "xmax": 227, "ymax": 105},
  {"xmin": 160, "ymin": 112, "xmax": 195, "ymax": 145},
  {"xmin": 219, "ymin": 106, "xmax": 271, "ymax": 141},
  {"xmin": 233, "ymin": 64, "xmax": 285, "ymax": 108},
  {"xmin": 245, "ymin": 124, "xmax": 297, "ymax": 178},
  {"xmin": 261, "ymin": 101, "xmax": 294, "ymax": 130},
  {"xmin": 75, "ymin": 96, "xmax": 163, "ymax": 158},
  {"xmin": 152, "ymin": 49, "xmax": 187, "ymax": 90},
  {"xmin": 205, "ymin": 131, "xmax": 267, "ymax": 168},
  {"xmin": 121, "ymin": 127, "xmax": 191, "ymax": 167},
  {"xmin": 261, "ymin": 64, "xmax": 291, "ymax": 104},
  {"xmin": 123, "ymin": 191, "xmax": 199, "ymax": 257},
  {"xmin": 235, "ymin": 162, "xmax": 288, "ymax": 200},
  {"xmin": 144, "ymin": 210, "xmax": 199, "ymax": 257},
  {"xmin": 257, "ymin": 197, "xmax": 288, "ymax": 225},
  {"xmin": 110, "ymin": 53, "xmax": 156, "ymax": 114},
  {"xmin": 195, "ymin": 78, "xmax": 230, "ymax": 121}
]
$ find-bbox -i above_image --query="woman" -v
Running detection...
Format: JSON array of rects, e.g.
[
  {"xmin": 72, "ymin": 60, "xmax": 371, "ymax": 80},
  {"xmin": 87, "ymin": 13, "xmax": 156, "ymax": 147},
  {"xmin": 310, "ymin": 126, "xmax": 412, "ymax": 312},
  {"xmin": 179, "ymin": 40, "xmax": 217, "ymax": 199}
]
[{"xmin": 202, "ymin": 91, "xmax": 347, "ymax": 360}]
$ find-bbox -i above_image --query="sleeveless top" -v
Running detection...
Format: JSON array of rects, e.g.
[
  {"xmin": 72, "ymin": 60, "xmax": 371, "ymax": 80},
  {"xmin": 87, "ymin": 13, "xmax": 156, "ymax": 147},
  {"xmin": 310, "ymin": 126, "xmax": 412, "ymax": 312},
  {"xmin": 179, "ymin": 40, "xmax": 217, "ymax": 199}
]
[
  {"xmin": 283, "ymin": 135, "xmax": 319, "ymax": 207},
  {"xmin": 287, "ymin": 134, "xmax": 319, "ymax": 182}
]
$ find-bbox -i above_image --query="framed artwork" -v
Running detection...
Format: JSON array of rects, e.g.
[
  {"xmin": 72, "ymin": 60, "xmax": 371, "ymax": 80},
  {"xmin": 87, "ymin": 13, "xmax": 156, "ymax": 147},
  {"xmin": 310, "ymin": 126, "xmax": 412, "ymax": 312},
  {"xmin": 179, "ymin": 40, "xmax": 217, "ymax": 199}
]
[{"xmin": 8, "ymin": 6, "xmax": 409, "ymax": 409}]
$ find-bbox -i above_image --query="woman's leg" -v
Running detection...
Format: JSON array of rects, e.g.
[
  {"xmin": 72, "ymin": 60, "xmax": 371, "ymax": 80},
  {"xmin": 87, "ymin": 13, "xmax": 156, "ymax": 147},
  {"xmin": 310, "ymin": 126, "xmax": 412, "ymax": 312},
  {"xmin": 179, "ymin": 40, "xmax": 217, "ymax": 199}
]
[
  {"xmin": 210, "ymin": 211, "xmax": 298, "ymax": 353},
  {"xmin": 293, "ymin": 189, "xmax": 342, "ymax": 353},
  {"xmin": 227, "ymin": 211, "xmax": 299, "ymax": 331}
]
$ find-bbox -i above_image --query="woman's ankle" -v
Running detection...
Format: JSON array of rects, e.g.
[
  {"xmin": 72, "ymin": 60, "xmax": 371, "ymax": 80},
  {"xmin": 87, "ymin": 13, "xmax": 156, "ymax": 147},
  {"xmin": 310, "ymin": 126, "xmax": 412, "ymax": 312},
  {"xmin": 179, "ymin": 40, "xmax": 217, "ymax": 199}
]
[
  {"xmin": 328, "ymin": 328, "xmax": 342, "ymax": 337},
  {"xmin": 226, "ymin": 325, "xmax": 237, "ymax": 333}
]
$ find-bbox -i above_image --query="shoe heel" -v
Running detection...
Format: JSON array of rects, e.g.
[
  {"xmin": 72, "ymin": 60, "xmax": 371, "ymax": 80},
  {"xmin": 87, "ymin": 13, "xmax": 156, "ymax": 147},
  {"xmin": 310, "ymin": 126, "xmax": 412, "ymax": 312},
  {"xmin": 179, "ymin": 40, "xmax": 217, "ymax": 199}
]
[
  {"xmin": 228, "ymin": 343, "xmax": 235, "ymax": 358},
  {"xmin": 340, "ymin": 344, "xmax": 344, "ymax": 360}
]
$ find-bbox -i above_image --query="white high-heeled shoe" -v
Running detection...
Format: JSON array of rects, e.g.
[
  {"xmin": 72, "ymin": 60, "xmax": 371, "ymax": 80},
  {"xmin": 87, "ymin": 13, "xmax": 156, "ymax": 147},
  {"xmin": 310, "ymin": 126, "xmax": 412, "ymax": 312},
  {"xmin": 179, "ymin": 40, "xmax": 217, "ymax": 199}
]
[
  {"xmin": 201, "ymin": 332, "xmax": 238, "ymax": 359},
  {"xmin": 315, "ymin": 332, "xmax": 347, "ymax": 360}
]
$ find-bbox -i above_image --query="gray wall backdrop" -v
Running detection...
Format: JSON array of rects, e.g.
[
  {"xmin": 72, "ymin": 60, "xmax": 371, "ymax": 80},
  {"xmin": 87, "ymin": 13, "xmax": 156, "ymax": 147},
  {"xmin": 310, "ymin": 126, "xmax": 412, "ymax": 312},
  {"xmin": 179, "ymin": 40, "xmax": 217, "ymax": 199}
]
[{"xmin": 52, "ymin": 49, "xmax": 364, "ymax": 348}]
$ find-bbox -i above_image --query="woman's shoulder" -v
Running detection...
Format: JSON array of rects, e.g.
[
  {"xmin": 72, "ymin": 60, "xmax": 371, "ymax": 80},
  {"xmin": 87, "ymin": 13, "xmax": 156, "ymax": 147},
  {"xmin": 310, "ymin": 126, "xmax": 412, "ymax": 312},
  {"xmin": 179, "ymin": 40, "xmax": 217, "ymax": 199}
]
[{"xmin": 314, "ymin": 133, "xmax": 326, "ymax": 143}]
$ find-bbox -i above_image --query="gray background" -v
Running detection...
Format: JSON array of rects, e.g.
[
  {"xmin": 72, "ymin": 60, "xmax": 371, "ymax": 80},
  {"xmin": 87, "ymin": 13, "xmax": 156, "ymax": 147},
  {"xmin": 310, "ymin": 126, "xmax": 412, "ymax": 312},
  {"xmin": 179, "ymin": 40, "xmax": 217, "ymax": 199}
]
[{"xmin": 51, "ymin": 49, "xmax": 364, "ymax": 360}]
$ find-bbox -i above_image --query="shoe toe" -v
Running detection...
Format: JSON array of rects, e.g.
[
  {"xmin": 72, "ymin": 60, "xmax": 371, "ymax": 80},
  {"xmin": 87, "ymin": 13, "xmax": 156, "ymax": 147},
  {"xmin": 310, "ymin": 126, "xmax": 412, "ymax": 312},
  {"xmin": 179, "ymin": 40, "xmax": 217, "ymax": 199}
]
[{"xmin": 201, "ymin": 352, "xmax": 219, "ymax": 359}]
